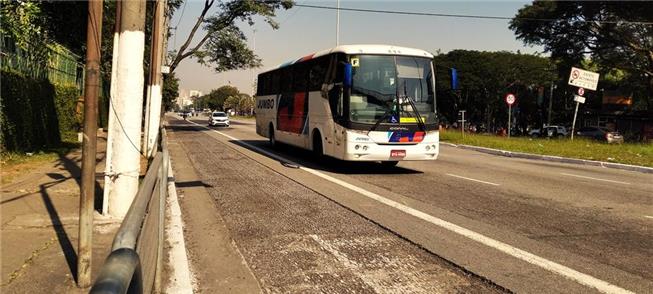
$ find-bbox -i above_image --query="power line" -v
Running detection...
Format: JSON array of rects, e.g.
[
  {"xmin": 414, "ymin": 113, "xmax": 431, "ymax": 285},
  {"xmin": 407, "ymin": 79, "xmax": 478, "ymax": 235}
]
[{"xmin": 294, "ymin": 4, "xmax": 653, "ymax": 25}]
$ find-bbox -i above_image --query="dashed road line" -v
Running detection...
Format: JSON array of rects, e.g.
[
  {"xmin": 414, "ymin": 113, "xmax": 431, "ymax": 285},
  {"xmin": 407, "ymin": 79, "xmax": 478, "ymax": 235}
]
[
  {"xmin": 184, "ymin": 118, "xmax": 634, "ymax": 294},
  {"xmin": 445, "ymin": 173, "xmax": 501, "ymax": 186},
  {"xmin": 560, "ymin": 173, "xmax": 631, "ymax": 185}
]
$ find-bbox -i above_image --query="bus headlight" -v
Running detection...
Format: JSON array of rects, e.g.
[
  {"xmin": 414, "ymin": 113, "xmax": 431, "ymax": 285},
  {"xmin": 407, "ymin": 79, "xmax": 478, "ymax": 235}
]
[
  {"xmin": 425, "ymin": 145, "xmax": 431, "ymax": 151},
  {"xmin": 355, "ymin": 144, "xmax": 360, "ymax": 150},
  {"xmin": 362, "ymin": 145, "xmax": 368, "ymax": 151}
]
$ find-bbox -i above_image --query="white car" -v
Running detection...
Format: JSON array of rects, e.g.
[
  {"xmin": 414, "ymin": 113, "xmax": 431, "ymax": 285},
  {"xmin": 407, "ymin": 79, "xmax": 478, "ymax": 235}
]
[{"xmin": 208, "ymin": 111, "xmax": 230, "ymax": 127}]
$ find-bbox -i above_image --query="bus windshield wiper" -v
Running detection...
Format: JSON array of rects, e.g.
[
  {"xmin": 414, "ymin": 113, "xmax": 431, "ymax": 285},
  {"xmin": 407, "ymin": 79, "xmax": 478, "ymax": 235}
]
[
  {"xmin": 401, "ymin": 95, "xmax": 426, "ymax": 132},
  {"xmin": 368, "ymin": 108, "xmax": 394, "ymax": 134}
]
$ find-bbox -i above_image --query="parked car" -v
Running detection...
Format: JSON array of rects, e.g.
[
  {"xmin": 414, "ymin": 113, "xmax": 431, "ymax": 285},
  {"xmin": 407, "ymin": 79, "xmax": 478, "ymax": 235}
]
[
  {"xmin": 575, "ymin": 126, "xmax": 624, "ymax": 143},
  {"xmin": 529, "ymin": 125, "xmax": 568, "ymax": 138},
  {"xmin": 208, "ymin": 111, "xmax": 230, "ymax": 127}
]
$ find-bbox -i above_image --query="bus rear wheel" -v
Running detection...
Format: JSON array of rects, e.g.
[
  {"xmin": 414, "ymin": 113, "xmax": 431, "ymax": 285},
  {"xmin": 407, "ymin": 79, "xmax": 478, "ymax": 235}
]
[
  {"xmin": 268, "ymin": 124, "xmax": 276, "ymax": 147},
  {"xmin": 381, "ymin": 161, "xmax": 398, "ymax": 167},
  {"xmin": 312, "ymin": 130, "xmax": 323, "ymax": 157}
]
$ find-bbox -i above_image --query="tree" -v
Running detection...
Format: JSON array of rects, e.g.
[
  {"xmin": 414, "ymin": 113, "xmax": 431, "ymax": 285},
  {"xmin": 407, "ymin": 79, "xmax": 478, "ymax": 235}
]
[
  {"xmin": 434, "ymin": 50, "xmax": 555, "ymax": 132},
  {"xmin": 509, "ymin": 1, "xmax": 653, "ymax": 109},
  {"xmin": 223, "ymin": 95, "xmax": 240, "ymax": 112},
  {"xmin": 162, "ymin": 72, "xmax": 180, "ymax": 111},
  {"xmin": 200, "ymin": 85, "xmax": 240, "ymax": 110},
  {"xmin": 238, "ymin": 93, "xmax": 255, "ymax": 115},
  {"xmin": 168, "ymin": 0, "xmax": 293, "ymax": 73}
]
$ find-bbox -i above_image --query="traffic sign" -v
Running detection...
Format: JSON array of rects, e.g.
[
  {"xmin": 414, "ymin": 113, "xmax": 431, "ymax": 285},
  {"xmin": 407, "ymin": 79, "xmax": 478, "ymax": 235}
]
[
  {"xmin": 577, "ymin": 87, "xmax": 585, "ymax": 96},
  {"xmin": 568, "ymin": 67, "xmax": 599, "ymax": 90},
  {"xmin": 505, "ymin": 93, "xmax": 516, "ymax": 105},
  {"xmin": 573, "ymin": 95, "xmax": 586, "ymax": 104}
]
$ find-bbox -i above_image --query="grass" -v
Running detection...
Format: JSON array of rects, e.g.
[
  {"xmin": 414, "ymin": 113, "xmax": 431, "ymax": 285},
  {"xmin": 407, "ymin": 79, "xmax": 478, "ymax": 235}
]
[
  {"xmin": 440, "ymin": 130, "xmax": 653, "ymax": 167},
  {"xmin": 0, "ymin": 132, "xmax": 80, "ymax": 185},
  {"xmin": 230, "ymin": 115, "xmax": 255, "ymax": 120}
]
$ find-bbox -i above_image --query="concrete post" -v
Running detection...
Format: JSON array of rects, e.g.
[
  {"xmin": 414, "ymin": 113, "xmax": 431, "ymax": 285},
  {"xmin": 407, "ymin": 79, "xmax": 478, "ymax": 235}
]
[
  {"xmin": 144, "ymin": 0, "xmax": 165, "ymax": 158},
  {"xmin": 103, "ymin": 0, "xmax": 121, "ymax": 215},
  {"xmin": 107, "ymin": 0, "xmax": 147, "ymax": 217}
]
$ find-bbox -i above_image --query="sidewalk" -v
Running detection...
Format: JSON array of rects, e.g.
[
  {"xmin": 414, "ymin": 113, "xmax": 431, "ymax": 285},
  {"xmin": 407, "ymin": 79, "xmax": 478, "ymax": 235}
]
[{"xmin": 1, "ymin": 133, "xmax": 120, "ymax": 293}]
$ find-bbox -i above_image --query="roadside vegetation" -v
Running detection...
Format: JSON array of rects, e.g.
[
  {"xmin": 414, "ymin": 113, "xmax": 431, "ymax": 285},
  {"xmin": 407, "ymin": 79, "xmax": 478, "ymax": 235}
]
[
  {"xmin": 440, "ymin": 130, "xmax": 653, "ymax": 167},
  {"xmin": 0, "ymin": 133, "xmax": 79, "ymax": 185}
]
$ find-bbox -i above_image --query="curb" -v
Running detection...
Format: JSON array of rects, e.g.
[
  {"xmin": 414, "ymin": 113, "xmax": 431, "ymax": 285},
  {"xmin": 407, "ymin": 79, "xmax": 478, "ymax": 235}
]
[{"xmin": 441, "ymin": 142, "xmax": 653, "ymax": 174}]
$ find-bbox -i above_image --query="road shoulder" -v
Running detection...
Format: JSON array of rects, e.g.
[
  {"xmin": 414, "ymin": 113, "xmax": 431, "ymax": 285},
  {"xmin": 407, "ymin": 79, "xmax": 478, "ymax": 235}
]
[{"xmin": 166, "ymin": 127, "xmax": 261, "ymax": 293}]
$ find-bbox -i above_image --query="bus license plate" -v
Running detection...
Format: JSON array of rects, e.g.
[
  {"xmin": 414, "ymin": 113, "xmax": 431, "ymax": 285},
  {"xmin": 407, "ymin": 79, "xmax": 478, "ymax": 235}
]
[{"xmin": 390, "ymin": 150, "xmax": 406, "ymax": 158}]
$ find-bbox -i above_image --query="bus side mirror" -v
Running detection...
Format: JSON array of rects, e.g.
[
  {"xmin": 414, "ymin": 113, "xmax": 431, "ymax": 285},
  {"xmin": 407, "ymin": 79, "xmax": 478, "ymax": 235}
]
[{"xmin": 343, "ymin": 63, "xmax": 352, "ymax": 88}]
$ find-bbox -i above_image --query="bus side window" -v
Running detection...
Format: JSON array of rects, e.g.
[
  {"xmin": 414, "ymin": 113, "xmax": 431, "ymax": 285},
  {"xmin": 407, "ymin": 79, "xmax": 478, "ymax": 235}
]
[
  {"xmin": 271, "ymin": 69, "xmax": 280, "ymax": 94},
  {"xmin": 309, "ymin": 57, "xmax": 328, "ymax": 92},
  {"xmin": 280, "ymin": 68, "xmax": 293, "ymax": 93},
  {"xmin": 293, "ymin": 63, "xmax": 308, "ymax": 92}
]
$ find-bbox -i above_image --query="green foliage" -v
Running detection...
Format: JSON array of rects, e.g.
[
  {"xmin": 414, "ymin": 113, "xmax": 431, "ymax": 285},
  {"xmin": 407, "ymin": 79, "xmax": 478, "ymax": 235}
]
[
  {"xmin": 510, "ymin": 1, "xmax": 653, "ymax": 110},
  {"xmin": 169, "ymin": 0, "xmax": 293, "ymax": 73},
  {"xmin": 223, "ymin": 95, "xmax": 240, "ymax": 111},
  {"xmin": 238, "ymin": 93, "xmax": 255, "ymax": 114},
  {"xmin": 53, "ymin": 85, "xmax": 82, "ymax": 133},
  {"xmin": 0, "ymin": 70, "xmax": 61, "ymax": 152},
  {"xmin": 197, "ymin": 85, "xmax": 240, "ymax": 110},
  {"xmin": 441, "ymin": 130, "xmax": 653, "ymax": 167},
  {"xmin": 163, "ymin": 73, "xmax": 180, "ymax": 111},
  {"xmin": 434, "ymin": 50, "xmax": 555, "ymax": 130}
]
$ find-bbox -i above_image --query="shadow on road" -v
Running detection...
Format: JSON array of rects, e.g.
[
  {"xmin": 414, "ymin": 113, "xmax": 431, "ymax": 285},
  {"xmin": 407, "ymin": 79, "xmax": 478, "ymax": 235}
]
[
  {"xmin": 175, "ymin": 180, "xmax": 213, "ymax": 188},
  {"xmin": 167, "ymin": 121, "xmax": 423, "ymax": 175}
]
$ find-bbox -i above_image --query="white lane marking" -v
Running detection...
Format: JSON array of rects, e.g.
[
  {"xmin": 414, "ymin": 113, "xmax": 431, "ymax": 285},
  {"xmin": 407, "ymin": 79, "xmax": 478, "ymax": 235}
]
[
  {"xmin": 184, "ymin": 119, "xmax": 634, "ymax": 294},
  {"xmin": 644, "ymin": 216, "xmax": 653, "ymax": 219},
  {"xmin": 165, "ymin": 159, "xmax": 196, "ymax": 293},
  {"xmin": 445, "ymin": 173, "xmax": 500, "ymax": 186},
  {"xmin": 560, "ymin": 173, "xmax": 631, "ymax": 185}
]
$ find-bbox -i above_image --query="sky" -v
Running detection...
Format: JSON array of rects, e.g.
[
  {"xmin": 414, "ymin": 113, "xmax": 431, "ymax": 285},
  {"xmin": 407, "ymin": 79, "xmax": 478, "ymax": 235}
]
[{"xmin": 169, "ymin": 0, "xmax": 543, "ymax": 96}]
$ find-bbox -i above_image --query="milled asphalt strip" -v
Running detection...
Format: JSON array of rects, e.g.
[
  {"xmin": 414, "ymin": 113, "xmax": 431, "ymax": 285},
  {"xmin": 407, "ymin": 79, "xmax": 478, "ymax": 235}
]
[
  {"xmin": 560, "ymin": 173, "xmax": 631, "ymax": 185},
  {"xmin": 165, "ymin": 159, "xmax": 195, "ymax": 293},
  {"xmin": 446, "ymin": 173, "xmax": 501, "ymax": 186},
  {"xmin": 186, "ymin": 120, "xmax": 634, "ymax": 294}
]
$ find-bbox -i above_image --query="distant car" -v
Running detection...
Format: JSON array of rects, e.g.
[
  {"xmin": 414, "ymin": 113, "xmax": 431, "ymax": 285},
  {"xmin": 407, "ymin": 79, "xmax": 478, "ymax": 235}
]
[
  {"xmin": 575, "ymin": 126, "xmax": 624, "ymax": 143},
  {"xmin": 208, "ymin": 111, "xmax": 230, "ymax": 127},
  {"xmin": 529, "ymin": 125, "xmax": 568, "ymax": 138}
]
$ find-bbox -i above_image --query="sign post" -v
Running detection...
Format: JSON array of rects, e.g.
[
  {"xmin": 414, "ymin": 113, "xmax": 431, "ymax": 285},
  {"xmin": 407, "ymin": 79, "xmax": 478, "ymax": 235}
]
[
  {"xmin": 570, "ymin": 91, "xmax": 586, "ymax": 141},
  {"xmin": 567, "ymin": 67, "xmax": 599, "ymax": 141},
  {"xmin": 458, "ymin": 110, "xmax": 466, "ymax": 138},
  {"xmin": 505, "ymin": 93, "xmax": 516, "ymax": 138}
]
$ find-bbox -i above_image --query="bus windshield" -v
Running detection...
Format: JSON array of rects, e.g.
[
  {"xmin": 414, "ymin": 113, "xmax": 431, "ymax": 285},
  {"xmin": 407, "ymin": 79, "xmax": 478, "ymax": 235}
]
[{"xmin": 349, "ymin": 55, "xmax": 435, "ymax": 126}]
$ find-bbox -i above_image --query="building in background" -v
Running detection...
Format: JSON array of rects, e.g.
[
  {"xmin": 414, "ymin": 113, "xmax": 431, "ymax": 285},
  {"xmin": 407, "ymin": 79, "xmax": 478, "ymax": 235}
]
[{"xmin": 176, "ymin": 89, "xmax": 203, "ymax": 109}]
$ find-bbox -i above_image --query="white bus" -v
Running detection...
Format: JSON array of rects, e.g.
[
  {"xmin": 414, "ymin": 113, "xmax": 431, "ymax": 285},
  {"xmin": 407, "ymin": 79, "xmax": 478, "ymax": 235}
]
[{"xmin": 255, "ymin": 44, "xmax": 439, "ymax": 165}]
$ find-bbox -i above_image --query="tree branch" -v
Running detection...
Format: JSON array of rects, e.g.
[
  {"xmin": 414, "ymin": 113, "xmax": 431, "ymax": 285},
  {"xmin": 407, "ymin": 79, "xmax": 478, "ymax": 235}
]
[{"xmin": 170, "ymin": 0, "xmax": 215, "ymax": 71}]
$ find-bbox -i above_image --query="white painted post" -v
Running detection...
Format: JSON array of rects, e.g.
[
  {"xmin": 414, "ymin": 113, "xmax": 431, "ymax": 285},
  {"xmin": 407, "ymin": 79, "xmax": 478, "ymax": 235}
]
[
  {"xmin": 103, "ymin": 1, "xmax": 121, "ymax": 215},
  {"xmin": 571, "ymin": 101, "xmax": 579, "ymax": 141},
  {"xmin": 144, "ymin": 0, "xmax": 165, "ymax": 157},
  {"xmin": 508, "ymin": 105, "xmax": 512, "ymax": 138},
  {"xmin": 107, "ymin": 0, "xmax": 147, "ymax": 217}
]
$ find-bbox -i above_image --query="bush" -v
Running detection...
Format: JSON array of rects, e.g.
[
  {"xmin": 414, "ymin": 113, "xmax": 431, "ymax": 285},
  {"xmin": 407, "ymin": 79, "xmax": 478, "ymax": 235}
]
[
  {"xmin": 54, "ymin": 84, "xmax": 82, "ymax": 133},
  {"xmin": 0, "ymin": 70, "xmax": 63, "ymax": 151}
]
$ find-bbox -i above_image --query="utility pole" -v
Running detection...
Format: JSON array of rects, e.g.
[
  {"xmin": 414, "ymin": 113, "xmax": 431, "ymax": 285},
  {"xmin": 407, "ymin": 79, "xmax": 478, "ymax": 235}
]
[
  {"xmin": 78, "ymin": 0, "xmax": 102, "ymax": 287},
  {"xmin": 144, "ymin": 0, "xmax": 166, "ymax": 157},
  {"xmin": 103, "ymin": 0, "xmax": 121, "ymax": 215},
  {"xmin": 251, "ymin": 27, "xmax": 256, "ymax": 96},
  {"xmin": 336, "ymin": 0, "xmax": 340, "ymax": 46},
  {"xmin": 107, "ymin": 0, "xmax": 147, "ymax": 217}
]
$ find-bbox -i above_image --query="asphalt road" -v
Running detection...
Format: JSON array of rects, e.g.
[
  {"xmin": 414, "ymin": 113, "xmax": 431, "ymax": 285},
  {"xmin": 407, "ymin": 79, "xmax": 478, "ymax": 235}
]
[{"xmin": 169, "ymin": 115, "xmax": 652, "ymax": 293}]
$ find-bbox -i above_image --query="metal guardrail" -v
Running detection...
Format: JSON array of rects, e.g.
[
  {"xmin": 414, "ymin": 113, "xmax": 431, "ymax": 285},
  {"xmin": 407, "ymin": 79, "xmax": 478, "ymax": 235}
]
[{"xmin": 91, "ymin": 128, "xmax": 169, "ymax": 294}]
